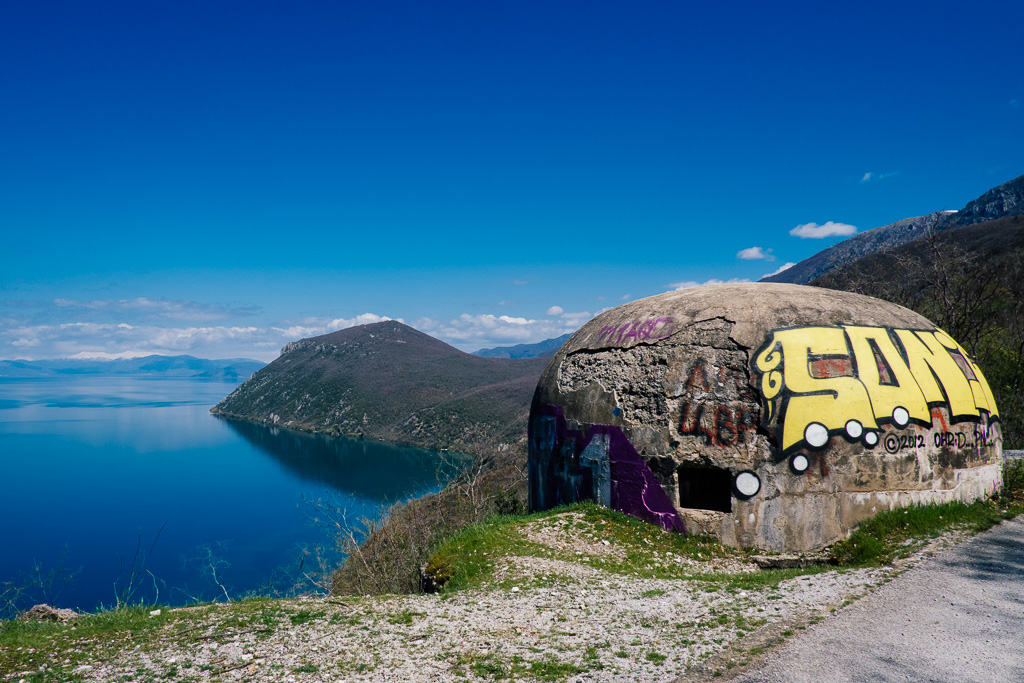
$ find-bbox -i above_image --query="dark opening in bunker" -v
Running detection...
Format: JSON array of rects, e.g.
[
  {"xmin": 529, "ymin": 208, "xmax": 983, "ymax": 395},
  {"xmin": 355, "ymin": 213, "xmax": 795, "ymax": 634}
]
[{"xmin": 677, "ymin": 466, "xmax": 732, "ymax": 513}]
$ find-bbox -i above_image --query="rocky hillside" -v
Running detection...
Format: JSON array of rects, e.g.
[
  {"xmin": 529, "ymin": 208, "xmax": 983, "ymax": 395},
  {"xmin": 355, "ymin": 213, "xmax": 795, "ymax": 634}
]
[
  {"xmin": 765, "ymin": 172, "xmax": 1024, "ymax": 285},
  {"xmin": 211, "ymin": 321, "xmax": 549, "ymax": 458},
  {"xmin": 939, "ymin": 173, "xmax": 1024, "ymax": 228}
]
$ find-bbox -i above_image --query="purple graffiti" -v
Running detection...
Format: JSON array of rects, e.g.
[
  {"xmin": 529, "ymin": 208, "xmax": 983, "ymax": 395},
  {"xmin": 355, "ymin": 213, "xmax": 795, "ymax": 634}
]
[
  {"xmin": 529, "ymin": 404, "xmax": 685, "ymax": 533},
  {"xmin": 595, "ymin": 317, "xmax": 675, "ymax": 346}
]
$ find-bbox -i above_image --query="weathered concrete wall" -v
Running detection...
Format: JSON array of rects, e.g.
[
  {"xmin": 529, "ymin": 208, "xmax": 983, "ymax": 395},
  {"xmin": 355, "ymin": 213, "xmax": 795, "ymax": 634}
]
[{"xmin": 528, "ymin": 283, "xmax": 1002, "ymax": 552}]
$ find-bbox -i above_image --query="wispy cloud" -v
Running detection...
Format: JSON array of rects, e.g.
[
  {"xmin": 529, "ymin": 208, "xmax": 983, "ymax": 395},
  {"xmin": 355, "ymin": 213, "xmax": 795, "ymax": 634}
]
[
  {"xmin": 512, "ymin": 280, "xmax": 528, "ymax": 286},
  {"xmin": 0, "ymin": 310, "xmax": 400, "ymax": 362},
  {"xmin": 669, "ymin": 277, "xmax": 750, "ymax": 290},
  {"xmin": 860, "ymin": 171, "xmax": 898, "ymax": 183},
  {"xmin": 762, "ymin": 262, "xmax": 796, "ymax": 278},
  {"xmin": 736, "ymin": 246, "xmax": 774, "ymax": 261},
  {"xmin": 51, "ymin": 297, "xmax": 259, "ymax": 322},
  {"xmin": 789, "ymin": 221, "xmax": 857, "ymax": 239},
  {"xmin": 413, "ymin": 311, "xmax": 591, "ymax": 350},
  {"xmin": 1, "ymin": 297, "xmax": 590, "ymax": 360}
]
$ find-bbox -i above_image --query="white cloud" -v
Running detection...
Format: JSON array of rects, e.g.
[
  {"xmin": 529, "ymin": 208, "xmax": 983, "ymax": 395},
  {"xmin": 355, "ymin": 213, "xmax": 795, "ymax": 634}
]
[
  {"xmin": 789, "ymin": 221, "xmax": 857, "ymax": 239},
  {"xmin": 50, "ymin": 297, "xmax": 258, "ymax": 322},
  {"xmin": 669, "ymin": 277, "xmax": 750, "ymax": 291},
  {"xmin": 736, "ymin": 246, "xmax": 774, "ymax": 261},
  {"xmin": 413, "ymin": 310, "xmax": 591, "ymax": 351},
  {"xmin": 0, "ymin": 313, "xmax": 402, "ymax": 362},
  {"xmin": 762, "ymin": 262, "xmax": 796, "ymax": 278},
  {"xmin": 860, "ymin": 171, "xmax": 898, "ymax": 183},
  {"xmin": 1, "ymin": 295, "xmax": 595, "ymax": 360},
  {"xmin": 620, "ymin": 294, "xmax": 630, "ymax": 300}
]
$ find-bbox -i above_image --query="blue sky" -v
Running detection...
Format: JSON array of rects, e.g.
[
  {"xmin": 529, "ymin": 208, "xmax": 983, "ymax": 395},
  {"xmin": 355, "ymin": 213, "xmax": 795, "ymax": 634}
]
[{"xmin": 2, "ymin": 0, "xmax": 1022, "ymax": 361}]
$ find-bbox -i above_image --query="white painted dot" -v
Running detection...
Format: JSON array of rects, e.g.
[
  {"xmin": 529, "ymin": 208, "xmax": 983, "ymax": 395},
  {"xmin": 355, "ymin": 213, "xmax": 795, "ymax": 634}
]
[
  {"xmin": 791, "ymin": 454, "xmax": 809, "ymax": 472},
  {"xmin": 845, "ymin": 420, "xmax": 863, "ymax": 439},
  {"xmin": 735, "ymin": 471, "xmax": 761, "ymax": 497},
  {"xmin": 893, "ymin": 406, "xmax": 910, "ymax": 426},
  {"xmin": 864, "ymin": 431, "xmax": 879, "ymax": 446},
  {"xmin": 805, "ymin": 422, "xmax": 829, "ymax": 448}
]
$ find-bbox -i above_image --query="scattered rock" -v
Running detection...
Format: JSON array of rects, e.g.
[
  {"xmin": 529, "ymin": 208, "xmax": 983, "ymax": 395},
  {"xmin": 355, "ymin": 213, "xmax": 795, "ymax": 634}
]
[
  {"xmin": 750, "ymin": 551, "xmax": 833, "ymax": 569},
  {"xmin": 19, "ymin": 604, "xmax": 79, "ymax": 623},
  {"xmin": 419, "ymin": 562, "xmax": 449, "ymax": 594}
]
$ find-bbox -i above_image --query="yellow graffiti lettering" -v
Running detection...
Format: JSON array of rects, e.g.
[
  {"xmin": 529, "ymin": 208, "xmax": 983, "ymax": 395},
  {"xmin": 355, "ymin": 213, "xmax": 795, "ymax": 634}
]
[
  {"xmin": 894, "ymin": 329, "xmax": 979, "ymax": 419},
  {"xmin": 753, "ymin": 325, "xmax": 998, "ymax": 453},
  {"xmin": 932, "ymin": 330, "xmax": 998, "ymax": 416},
  {"xmin": 754, "ymin": 327, "xmax": 874, "ymax": 451},
  {"xmin": 843, "ymin": 326, "xmax": 930, "ymax": 425}
]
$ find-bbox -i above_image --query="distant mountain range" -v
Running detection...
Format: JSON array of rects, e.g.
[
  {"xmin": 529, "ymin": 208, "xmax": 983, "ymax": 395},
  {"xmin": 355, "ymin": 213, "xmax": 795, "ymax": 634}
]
[
  {"xmin": 764, "ymin": 173, "xmax": 1024, "ymax": 285},
  {"xmin": 212, "ymin": 321, "xmax": 549, "ymax": 458},
  {"xmin": 0, "ymin": 355, "xmax": 265, "ymax": 381},
  {"xmin": 473, "ymin": 334, "xmax": 570, "ymax": 358}
]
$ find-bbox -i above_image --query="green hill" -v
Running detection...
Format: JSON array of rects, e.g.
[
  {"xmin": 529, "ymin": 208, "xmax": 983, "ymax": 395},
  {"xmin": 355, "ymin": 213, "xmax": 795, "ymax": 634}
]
[{"xmin": 211, "ymin": 321, "xmax": 549, "ymax": 458}]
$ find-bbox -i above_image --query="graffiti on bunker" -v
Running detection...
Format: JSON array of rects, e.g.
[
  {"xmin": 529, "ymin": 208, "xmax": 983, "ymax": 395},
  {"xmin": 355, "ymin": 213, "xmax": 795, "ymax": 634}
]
[
  {"xmin": 753, "ymin": 325, "xmax": 998, "ymax": 454},
  {"xmin": 594, "ymin": 317, "xmax": 675, "ymax": 346},
  {"xmin": 529, "ymin": 404, "xmax": 685, "ymax": 532}
]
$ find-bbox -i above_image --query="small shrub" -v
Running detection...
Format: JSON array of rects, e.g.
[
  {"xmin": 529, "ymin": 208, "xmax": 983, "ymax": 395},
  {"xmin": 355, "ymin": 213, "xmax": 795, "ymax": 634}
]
[{"xmin": 330, "ymin": 459, "xmax": 527, "ymax": 596}]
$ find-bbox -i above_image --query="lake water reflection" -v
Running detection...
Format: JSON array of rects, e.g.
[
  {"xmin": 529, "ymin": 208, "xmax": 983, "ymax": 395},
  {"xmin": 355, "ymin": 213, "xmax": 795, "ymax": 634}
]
[{"xmin": 0, "ymin": 377, "xmax": 458, "ymax": 612}]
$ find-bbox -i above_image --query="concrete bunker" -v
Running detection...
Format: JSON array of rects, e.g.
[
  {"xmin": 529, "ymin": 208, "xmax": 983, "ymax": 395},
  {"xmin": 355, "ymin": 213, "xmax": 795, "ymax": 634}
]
[{"xmin": 528, "ymin": 283, "xmax": 1002, "ymax": 552}]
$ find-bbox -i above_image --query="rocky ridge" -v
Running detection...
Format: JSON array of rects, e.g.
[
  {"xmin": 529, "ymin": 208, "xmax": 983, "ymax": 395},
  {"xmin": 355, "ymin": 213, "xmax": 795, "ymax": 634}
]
[{"xmin": 765, "ymin": 172, "xmax": 1024, "ymax": 285}]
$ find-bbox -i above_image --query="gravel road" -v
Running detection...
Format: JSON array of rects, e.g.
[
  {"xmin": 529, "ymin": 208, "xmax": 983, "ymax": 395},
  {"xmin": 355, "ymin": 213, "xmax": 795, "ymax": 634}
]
[{"xmin": 728, "ymin": 516, "xmax": 1024, "ymax": 683}]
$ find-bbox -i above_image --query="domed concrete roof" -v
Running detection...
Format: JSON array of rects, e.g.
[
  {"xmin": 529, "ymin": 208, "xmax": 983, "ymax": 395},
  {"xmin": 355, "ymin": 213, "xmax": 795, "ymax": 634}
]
[{"xmin": 529, "ymin": 283, "xmax": 1002, "ymax": 551}]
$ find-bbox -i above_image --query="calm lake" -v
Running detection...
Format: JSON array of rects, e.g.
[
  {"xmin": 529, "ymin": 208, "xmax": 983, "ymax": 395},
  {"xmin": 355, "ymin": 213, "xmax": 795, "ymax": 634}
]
[{"xmin": 0, "ymin": 376, "xmax": 457, "ymax": 612}]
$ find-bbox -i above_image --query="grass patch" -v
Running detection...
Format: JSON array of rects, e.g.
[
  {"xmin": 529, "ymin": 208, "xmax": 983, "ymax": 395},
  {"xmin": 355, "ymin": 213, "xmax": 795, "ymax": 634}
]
[
  {"xmin": 288, "ymin": 608, "xmax": 325, "ymax": 626},
  {"xmin": 0, "ymin": 605, "xmax": 177, "ymax": 679},
  {"xmin": 426, "ymin": 502, "xmax": 741, "ymax": 592},
  {"xmin": 387, "ymin": 609, "xmax": 425, "ymax": 625},
  {"xmin": 448, "ymin": 652, "xmax": 582, "ymax": 681},
  {"xmin": 0, "ymin": 598, "xmax": 290, "ymax": 680}
]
